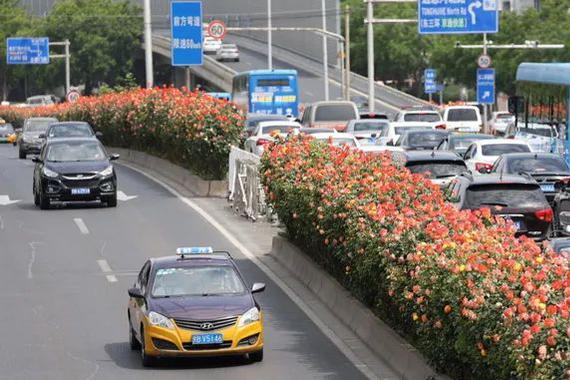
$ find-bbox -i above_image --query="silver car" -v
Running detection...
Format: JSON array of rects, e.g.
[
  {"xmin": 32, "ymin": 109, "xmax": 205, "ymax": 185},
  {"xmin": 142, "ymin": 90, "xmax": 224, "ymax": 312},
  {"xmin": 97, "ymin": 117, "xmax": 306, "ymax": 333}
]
[{"xmin": 216, "ymin": 44, "xmax": 240, "ymax": 62}]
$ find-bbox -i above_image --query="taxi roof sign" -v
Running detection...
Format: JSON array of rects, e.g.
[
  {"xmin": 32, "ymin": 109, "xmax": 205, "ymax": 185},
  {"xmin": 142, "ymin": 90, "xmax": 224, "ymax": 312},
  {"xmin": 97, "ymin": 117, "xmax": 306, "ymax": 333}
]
[{"xmin": 176, "ymin": 247, "xmax": 213, "ymax": 255}]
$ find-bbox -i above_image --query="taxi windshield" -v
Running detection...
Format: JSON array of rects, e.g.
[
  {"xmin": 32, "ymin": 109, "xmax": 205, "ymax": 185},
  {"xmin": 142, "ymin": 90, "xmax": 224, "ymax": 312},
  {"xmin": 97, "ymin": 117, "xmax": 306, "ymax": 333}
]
[{"xmin": 152, "ymin": 266, "xmax": 246, "ymax": 297}]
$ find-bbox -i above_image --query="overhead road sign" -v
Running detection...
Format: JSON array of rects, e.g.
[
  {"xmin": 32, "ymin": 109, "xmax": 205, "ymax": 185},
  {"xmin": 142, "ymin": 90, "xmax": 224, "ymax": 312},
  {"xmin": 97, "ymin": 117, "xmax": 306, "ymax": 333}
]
[
  {"xmin": 477, "ymin": 68, "xmax": 495, "ymax": 104},
  {"xmin": 208, "ymin": 20, "xmax": 227, "ymax": 40},
  {"xmin": 170, "ymin": 1, "xmax": 203, "ymax": 66},
  {"xmin": 6, "ymin": 37, "xmax": 50, "ymax": 65},
  {"xmin": 424, "ymin": 68, "xmax": 437, "ymax": 94},
  {"xmin": 418, "ymin": 0, "xmax": 499, "ymax": 35}
]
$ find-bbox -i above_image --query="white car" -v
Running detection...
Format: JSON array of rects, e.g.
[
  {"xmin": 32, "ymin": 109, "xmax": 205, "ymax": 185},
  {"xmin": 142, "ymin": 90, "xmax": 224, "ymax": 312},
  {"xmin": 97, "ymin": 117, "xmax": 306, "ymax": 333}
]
[
  {"xmin": 244, "ymin": 120, "xmax": 301, "ymax": 156},
  {"xmin": 393, "ymin": 109, "xmax": 445, "ymax": 128},
  {"xmin": 463, "ymin": 139, "xmax": 532, "ymax": 174},
  {"xmin": 385, "ymin": 122, "xmax": 436, "ymax": 145},
  {"xmin": 505, "ymin": 123, "xmax": 558, "ymax": 153},
  {"xmin": 489, "ymin": 112, "xmax": 515, "ymax": 135},
  {"xmin": 203, "ymin": 37, "xmax": 222, "ymax": 55},
  {"xmin": 345, "ymin": 119, "xmax": 390, "ymax": 143},
  {"xmin": 442, "ymin": 105, "xmax": 483, "ymax": 133},
  {"xmin": 310, "ymin": 132, "xmax": 360, "ymax": 148},
  {"xmin": 216, "ymin": 44, "xmax": 240, "ymax": 62}
]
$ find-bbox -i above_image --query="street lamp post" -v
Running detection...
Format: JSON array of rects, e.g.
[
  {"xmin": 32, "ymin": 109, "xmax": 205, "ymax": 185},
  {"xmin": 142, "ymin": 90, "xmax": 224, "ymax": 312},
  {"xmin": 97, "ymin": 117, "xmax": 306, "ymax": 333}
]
[
  {"xmin": 143, "ymin": 0, "xmax": 154, "ymax": 88},
  {"xmin": 267, "ymin": 0, "xmax": 273, "ymax": 70},
  {"xmin": 322, "ymin": 0, "xmax": 329, "ymax": 100}
]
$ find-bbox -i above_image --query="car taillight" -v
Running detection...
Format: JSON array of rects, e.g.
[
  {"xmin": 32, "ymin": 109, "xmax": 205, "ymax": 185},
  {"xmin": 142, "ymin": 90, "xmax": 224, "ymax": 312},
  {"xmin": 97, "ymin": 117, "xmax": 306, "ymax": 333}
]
[
  {"xmin": 535, "ymin": 208, "xmax": 553, "ymax": 223},
  {"xmin": 256, "ymin": 138, "xmax": 271, "ymax": 146},
  {"xmin": 435, "ymin": 124, "xmax": 446, "ymax": 129},
  {"xmin": 558, "ymin": 177, "xmax": 570, "ymax": 184},
  {"xmin": 475, "ymin": 162, "xmax": 493, "ymax": 172}
]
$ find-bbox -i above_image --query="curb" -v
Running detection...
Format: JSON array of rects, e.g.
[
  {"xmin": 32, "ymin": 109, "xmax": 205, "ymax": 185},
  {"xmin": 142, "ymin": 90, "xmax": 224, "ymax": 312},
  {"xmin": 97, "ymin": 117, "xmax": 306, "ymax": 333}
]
[
  {"xmin": 271, "ymin": 235, "xmax": 447, "ymax": 380},
  {"xmin": 109, "ymin": 147, "xmax": 227, "ymax": 198}
]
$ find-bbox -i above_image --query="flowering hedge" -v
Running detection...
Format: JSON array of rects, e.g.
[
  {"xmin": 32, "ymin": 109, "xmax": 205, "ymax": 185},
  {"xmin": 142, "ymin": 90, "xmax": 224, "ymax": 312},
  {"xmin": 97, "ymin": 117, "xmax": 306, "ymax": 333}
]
[
  {"xmin": 0, "ymin": 88, "xmax": 244, "ymax": 179},
  {"xmin": 261, "ymin": 136, "xmax": 570, "ymax": 380}
]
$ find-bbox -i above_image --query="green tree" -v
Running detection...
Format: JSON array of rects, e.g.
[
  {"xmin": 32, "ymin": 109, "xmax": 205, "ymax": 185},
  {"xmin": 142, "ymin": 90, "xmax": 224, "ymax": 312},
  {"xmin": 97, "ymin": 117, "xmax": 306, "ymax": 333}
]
[{"xmin": 39, "ymin": 0, "xmax": 143, "ymax": 94}]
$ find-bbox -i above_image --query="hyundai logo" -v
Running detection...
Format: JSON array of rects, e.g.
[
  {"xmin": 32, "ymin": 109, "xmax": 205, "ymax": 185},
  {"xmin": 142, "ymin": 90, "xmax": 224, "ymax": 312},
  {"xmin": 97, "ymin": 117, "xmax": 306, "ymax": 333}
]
[{"xmin": 201, "ymin": 322, "xmax": 214, "ymax": 330}]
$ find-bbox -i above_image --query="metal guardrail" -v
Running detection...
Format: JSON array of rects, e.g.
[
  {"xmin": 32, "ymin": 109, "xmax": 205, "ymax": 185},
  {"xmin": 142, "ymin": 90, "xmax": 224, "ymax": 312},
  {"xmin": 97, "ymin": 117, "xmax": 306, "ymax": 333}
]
[{"xmin": 228, "ymin": 146, "xmax": 270, "ymax": 221}]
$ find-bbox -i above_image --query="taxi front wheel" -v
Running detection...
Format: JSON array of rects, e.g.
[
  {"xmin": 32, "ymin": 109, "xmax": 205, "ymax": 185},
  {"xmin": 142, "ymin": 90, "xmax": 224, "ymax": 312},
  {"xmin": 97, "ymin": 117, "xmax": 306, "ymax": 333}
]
[
  {"xmin": 249, "ymin": 349, "xmax": 263, "ymax": 363},
  {"xmin": 140, "ymin": 328, "xmax": 156, "ymax": 367},
  {"xmin": 129, "ymin": 323, "xmax": 140, "ymax": 351}
]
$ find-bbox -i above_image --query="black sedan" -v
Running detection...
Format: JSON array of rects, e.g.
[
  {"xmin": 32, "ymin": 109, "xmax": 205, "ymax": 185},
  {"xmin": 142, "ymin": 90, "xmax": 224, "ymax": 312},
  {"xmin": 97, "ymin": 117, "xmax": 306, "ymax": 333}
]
[
  {"xmin": 449, "ymin": 173, "xmax": 552, "ymax": 240},
  {"xmin": 43, "ymin": 121, "xmax": 102, "ymax": 140},
  {"xmin": 491, "ymin": 153, "xmax": 570, "ymax": 204},
  {"xmin": 33, "ymin": 138, "xmax": 119, "ymax": 209}
]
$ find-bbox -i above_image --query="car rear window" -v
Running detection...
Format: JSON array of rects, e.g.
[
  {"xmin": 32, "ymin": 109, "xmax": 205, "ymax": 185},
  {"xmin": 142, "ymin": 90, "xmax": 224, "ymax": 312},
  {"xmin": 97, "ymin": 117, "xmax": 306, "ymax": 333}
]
[
  {"xmin": 482, "ymin": 144, "xmax": 530, "ymax": 156},
  {"xmin": 403, "ymin": 113, "xmax": 441, "ymax": 122},
  {"xmin": 405, "ymin": 132, "xmax": 447, "ymax": 148},
  {"xmin": 406, "ymin": 161, "xmax": 467, "ymax": 179},
  {"xmin": 451, "ymin": 136, "xmax": 493, "ymax": 150},
  {"xmin": 518, "ymin": 127, "xmax": 554, "ymax": 138},
  {"xmin": 394, "ymin": 126, "xmax": 432, "ymax": 135},
  {"xmin": 465, "ymin": 184, "xmax": 547, "ymax": 209},
  {"xmin": 507, "ymin": 156, "xmax": 569, "ymax": 174},
  {"xmin": 447, "ymin": 108, "xmax": 478, "ymax": 122},
  {"xmin": 353, "ymin": 121, "xmax": 388, "ymax": 133},
  {"xmin": 314, "ymin": 104, "xmax": 357, "ymax": 122}
]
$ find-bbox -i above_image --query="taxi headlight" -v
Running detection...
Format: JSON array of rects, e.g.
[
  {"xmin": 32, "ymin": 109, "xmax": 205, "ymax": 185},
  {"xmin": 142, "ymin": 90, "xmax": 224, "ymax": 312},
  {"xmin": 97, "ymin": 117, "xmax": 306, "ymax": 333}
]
[
  {"xmin": 42, "ymin": 167, "xmax": 59, "ymax": 178},
  {"xmin": 100, "ymin": 165, "xmax": 113, "ymax": 177},
  {"xmin": 238, "ymin": 307, "xmax": 260, "ymax": 327},
  {"xmin": 148, "ymin": 311, "xmax": 175, "ymax": 329}
]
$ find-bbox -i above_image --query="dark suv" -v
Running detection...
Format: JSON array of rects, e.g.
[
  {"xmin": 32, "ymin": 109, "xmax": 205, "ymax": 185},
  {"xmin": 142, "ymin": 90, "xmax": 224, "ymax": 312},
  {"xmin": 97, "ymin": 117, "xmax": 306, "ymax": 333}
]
[
  {"xmin": 43, "ymin": 121, "xmax": 102, "ymax": 140},
  {"xmin": 449, "ymin": 173, "xmax": 552, "ymax": 240}
]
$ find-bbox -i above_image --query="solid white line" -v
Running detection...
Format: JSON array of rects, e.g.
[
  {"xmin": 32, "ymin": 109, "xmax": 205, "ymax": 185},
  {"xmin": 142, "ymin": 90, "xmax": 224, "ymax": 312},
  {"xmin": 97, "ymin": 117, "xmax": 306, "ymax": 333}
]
[
  {"xmin": 73, "ymin": 218, "xmax": 89, "ymax": 235},
  {"xmin": 97, "ymin": 259, "xmax": 118, "ymax": 283},
  {"xmin": 119, "ymin": 161, "xmax": 376, "ymax": 380}
]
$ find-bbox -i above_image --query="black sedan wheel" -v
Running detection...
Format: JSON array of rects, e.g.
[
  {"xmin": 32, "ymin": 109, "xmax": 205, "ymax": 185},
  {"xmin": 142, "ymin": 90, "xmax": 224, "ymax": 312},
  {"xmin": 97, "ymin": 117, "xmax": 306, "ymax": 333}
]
[
  {"xmin": 39, "ymin": 189, "xmax": 50, "ymax": 210},
  {"xmin": 19, "ymin": 149, "xmax": 26, "ymax": 159}
]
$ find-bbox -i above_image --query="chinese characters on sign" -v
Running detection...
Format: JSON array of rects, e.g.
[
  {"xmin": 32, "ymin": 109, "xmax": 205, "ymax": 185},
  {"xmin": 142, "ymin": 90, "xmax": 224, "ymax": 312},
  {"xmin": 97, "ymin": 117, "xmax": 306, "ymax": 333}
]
[
  {"xmin": 424, "ymin": 69, "xmax": 437, "ymax": 94},
  {"xmin": 170, "ymin": 1, "xmax": 203, "ymax": 66},
  {"xmin": 6, "ymin": 37, "xmax": 50, "ymax": 65},
  {"xmin": 418, "ymin": 0, "xmax": 499, "ymax": 35}
]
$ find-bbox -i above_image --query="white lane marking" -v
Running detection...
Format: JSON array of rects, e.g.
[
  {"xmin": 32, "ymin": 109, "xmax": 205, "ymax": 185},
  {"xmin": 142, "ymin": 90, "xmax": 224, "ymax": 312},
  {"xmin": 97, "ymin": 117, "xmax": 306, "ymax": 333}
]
[
  {"xmin": 117, "ymin": 190, "xmax": 137, "ymax": 202},
  {"xmin": 0, "ymin": 195, "xmax": 20, "ymax": 206},
  {"xmin": 0, "ymin": 215, "xmax": 4, "ymax": 230},
  {"xmin": 27, "ymin": 242, "xmax": 43, "ymax": 279},
  {"xmin": 97, "ymin": 259, "xmax": 118, "ymax": 283},
  {"xmin": 119, "ymin": 162, "xmax": 377, "ymax": 380},
  {"xmin": 306, "ymin": 90, "xmax": 314, "ymax": 97},
  {"xmin": 73, "ymin": 218, "xmax": 89, "ymax": 235}
]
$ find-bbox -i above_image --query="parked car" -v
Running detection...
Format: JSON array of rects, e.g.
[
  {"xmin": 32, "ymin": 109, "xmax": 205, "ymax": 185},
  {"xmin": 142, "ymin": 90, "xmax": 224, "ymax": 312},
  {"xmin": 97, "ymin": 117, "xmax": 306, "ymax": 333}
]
[
  {"xmin": 18, "ymin": 117, "xmax": 59, "ymax": 159},
  {"xmin": 32, "ymin": 138, "xmax": 119, "ymax": 209},
  {"xmin": 394, "ymin": 130, "xmax": 450, "ymax": 151},
  {"xmin": 245, "ymin": 114, "xmax": 289, "ymax": 138},
  {"xmin": 402, "ymin": 151, "xmax": 468, "ymax": 189},
  {"xmin": 489, "ymin": 112, "xmax": 515, "ymax": 135},
  {"xmin": 203, "ymin": 37, "xmax": 222, "ymax": 55},
  {"xmin": 43, "ymin": 121, "xmax": 102, "ymax": 140},
  {"xmin": 449, "ymin": 173, "xmax": 552, "ymax": 240},
  {"xmin": 442, "ymin": 105, "xmax": 483, "ymax": 133},
  {"xmin": 0, "ymin": 122, "xmax": 17, "ymax": 145},
  {"xmin": 504, "ymin": 123, "xmax": 558, "ymax": 153},
  {"xmin": 216, "ymin": 44, "xmax": 240, "ymax": 62},
  {"xmin": 491, "ymin": 153, "xmax": 570, "ymax": 204},
  {"xmin": 436, "ymin": 133, "xmax": 495, "ymax": 157},
  {"xmin": 300, "ymin": 101, "xmax": 359, "ymax": 131},
  {"xmin": 244, "ymin": 120, "xmax": 301, "ymax": 156},
  {"xmin": 463, "ymin": 139, "xmax": 532, "ymax": 174},
  {"xmin": 345, "ymin": 119, "xmax": 390, "ymax": 143}
]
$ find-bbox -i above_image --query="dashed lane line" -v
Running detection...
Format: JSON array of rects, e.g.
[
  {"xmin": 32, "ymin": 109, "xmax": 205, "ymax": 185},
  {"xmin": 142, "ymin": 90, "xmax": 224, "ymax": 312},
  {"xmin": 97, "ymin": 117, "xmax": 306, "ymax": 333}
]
[{"xmin": 73, "ymin": 218, "xmax": 89, "ymax": 235}]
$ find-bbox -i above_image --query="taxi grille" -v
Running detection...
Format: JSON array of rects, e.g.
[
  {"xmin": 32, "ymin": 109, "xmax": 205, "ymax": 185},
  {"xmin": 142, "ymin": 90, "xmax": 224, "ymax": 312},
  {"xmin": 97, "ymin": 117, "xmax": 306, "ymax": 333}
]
[
  {"xmin": 183, "ymin": 341, "xmax": 233, "ymax": 351},
  {"xmin": 174, "ymin": 316, "xmax": 238, "ymax": 331}
]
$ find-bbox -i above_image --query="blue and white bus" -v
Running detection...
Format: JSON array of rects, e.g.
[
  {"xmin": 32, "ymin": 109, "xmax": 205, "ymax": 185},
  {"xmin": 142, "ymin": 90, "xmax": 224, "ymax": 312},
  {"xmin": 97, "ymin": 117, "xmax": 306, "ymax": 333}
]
[{"xmin": 231, "ymin": 70, "xmax": 299, "ymax": 117}]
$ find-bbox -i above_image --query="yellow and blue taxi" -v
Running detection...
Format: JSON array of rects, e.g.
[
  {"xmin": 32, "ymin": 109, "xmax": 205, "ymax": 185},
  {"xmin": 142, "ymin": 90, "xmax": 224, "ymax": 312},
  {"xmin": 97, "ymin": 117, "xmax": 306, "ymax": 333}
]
[
  {"xmin": 0, "ymin": 120, "xmax": 17, "ymax": 145},
  {"xmin": 127, "ymin": 247, "xmax": 265, "ymax": 366}
]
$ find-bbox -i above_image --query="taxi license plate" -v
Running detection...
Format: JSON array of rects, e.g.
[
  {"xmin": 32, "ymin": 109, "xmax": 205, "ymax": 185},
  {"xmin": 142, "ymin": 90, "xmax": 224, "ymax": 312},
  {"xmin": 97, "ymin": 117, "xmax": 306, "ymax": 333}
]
[
  {"xmin": 71, "ymin": 188, "xmax": 90, "ymax": 195},
  {"xmin": 192, "ymin": 333, "xmax": 223, "ymax": 345},
  {"xmin": 540, "ymin": 183, "xmax": 555, "ymax": 193}
]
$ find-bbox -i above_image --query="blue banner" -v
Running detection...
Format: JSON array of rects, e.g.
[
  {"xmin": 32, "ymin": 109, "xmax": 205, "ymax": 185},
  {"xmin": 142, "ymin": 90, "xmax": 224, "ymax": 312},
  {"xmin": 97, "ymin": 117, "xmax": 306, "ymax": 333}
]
[
  {"xmin": 170, "ymin": 1, "xmax": 203, "ymax": 66},
  {"xmin": 418, "ymin": 0, "xmax": 499, "ymax": 35},
  {"xmin": 425, "ymin": 68, "xmax": 437, "ymax": 94},
  {"xmin": 7, "ymin": 37, "xmax": 50, "ymax": 65}
]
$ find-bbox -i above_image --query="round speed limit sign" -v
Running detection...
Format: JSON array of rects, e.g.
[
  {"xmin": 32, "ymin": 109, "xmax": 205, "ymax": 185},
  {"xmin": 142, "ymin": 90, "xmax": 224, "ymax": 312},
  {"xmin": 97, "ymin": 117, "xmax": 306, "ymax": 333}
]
[
  {"xmin": 208, "ymin": 20, "xmax": 227, "ymax": 40},
  {"xmin": 477, "ymin": 54, "xmax": 492, "ymax": 69}
]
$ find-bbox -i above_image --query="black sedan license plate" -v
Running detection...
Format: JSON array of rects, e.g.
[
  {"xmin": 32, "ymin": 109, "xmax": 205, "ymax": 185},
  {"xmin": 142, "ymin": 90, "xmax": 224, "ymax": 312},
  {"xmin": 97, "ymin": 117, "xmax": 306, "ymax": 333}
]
[{"xmin": 71, "ymin": 188, "xmax": 90, "ymax": 195}]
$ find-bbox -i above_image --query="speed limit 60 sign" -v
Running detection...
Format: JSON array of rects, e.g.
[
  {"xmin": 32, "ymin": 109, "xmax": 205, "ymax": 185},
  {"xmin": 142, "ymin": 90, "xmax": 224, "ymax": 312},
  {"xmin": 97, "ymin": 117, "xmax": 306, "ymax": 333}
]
[{"xmin": 208, "ymin": 20, "xmax": 226, "ymax": 40}]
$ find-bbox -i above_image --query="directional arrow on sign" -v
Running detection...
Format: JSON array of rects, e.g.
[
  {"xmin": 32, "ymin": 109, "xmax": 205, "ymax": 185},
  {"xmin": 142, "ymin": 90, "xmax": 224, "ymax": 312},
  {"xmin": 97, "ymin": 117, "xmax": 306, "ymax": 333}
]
[
  {"xmin": 0, "ymin": 196, "xmax": 21, "ymax": 206},
  {"xmin": 117, "ymin": 191, "xmax": 137, "ymax": 202},
  {"xmin": 468, "ymin": 1, "xmax": 482, "ymax": 24}
]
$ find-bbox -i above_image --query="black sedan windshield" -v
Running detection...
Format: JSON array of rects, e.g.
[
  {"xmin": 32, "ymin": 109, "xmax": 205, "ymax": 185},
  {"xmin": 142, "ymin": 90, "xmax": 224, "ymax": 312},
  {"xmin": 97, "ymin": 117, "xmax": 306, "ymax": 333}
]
[
  {"xmin": 46, "ymin": 141, "xmax": 106, "ymax": 162},
  {"xmin": 48, "ymin": 124, "xmax": 93, "ymax": 138},
  {"xmin": 152, "ymin": 266, "xmax": 245, "ymax": 297},
  {"xmin": 507, "ymin": 156, "xmax": 569, "ymax": 174}
]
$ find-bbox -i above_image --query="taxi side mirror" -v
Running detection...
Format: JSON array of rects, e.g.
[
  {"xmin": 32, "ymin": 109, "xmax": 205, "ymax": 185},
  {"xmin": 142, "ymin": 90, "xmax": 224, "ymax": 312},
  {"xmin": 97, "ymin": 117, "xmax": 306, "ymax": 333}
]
[
  {"xmin": 109, "ymin": 153, "xmax": 120, "ymax": 161},
  {"xmin": 251, "ymin": 283, "xmax": 265, "ymax": 294},
  {"xmin": 128, "ymin": 288, "xmax": 144, "ymax": 298}
]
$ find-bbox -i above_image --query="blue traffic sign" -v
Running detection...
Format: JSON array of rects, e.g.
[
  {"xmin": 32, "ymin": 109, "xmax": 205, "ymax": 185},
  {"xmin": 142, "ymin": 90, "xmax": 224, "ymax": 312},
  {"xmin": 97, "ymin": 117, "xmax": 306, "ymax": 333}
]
[
  {"xmin": 170, "ymin": 1, "xmax": 203, "ymax": 66},
  {"xmin": 418, "ymin": 0, "xmax": 499, "ymax": 35},
  {"xmin": 424, "ymin": 68, "xmax": 437, "ymax": 94},
  {"xmin": 6, "ymin": 37, "xmax": 50, "ymax": 65},
  {"xmin": 477, "ymin": 68, "xmax": 495, "ymax": 104}
]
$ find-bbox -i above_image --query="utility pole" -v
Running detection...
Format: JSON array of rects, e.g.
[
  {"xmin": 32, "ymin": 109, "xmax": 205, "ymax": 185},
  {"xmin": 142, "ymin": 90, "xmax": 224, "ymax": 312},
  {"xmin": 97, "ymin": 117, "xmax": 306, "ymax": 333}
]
[
  {"xmin": 345, "ymin": 4, "xmax": 351, "ymax": 100},
  {"xmin": 267, "ymin": 0, "xmax": 273, "ymax": 70},
  {"xmin": 143, "ymin": 0, "xmax": 154, "ymax": 88},
  {"xmin": 366, "ymin": 0, "xmax": 374, "ymax": 111},
  {"xmin": 49, "ymin": 40, "xmax": 71, "ymax": 95},
  {"xmin": 321, "ymin": 0, "xmax": 329, "ymax": 101}
]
